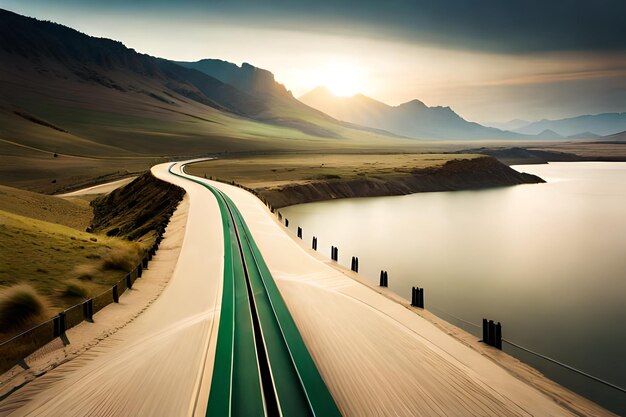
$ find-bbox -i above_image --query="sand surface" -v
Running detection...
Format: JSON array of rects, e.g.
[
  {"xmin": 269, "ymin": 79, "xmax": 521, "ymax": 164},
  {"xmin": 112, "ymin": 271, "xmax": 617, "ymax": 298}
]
[
  {"xmin": 56, "ymin": 177, "xmax": 136, "ymax": 197},
  {"xmin": 0, "ymin": 161, "xmax": 613, "ymax": 416}
]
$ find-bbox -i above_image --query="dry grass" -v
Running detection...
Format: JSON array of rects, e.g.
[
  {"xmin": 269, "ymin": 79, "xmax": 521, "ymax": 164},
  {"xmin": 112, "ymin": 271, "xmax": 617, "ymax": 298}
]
[
  {"xmin": 186, "ymin": 153, "xmax": 482, "ymax": 189},
  {"xmin": 61, "ymin": 280, "xmax": 89, "ymax": 299},
  {"xmin": 0, "ymin": 209, "xmax": 141, "ymax": 310},
  {"xmin": 0, "ymin": 284, "xmax": 48, "ymax": 332},
  {"xmin": 102, "ymin": 246, "xmax": 142, "ymax": 272}
]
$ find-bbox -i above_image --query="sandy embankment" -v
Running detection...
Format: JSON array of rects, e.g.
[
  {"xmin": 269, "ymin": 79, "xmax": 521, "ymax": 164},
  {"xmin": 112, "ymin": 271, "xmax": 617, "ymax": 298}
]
[
  {"xmin": 56, "ymin": 177, "xmax": 136, "ymax": 197},
  {"xmin": 0, "ymin": 163, "xmax": 225, "ymax": 417},
  {"xmin": 208, "ymin": 177, "xmax": 614, "ymax": 417}
]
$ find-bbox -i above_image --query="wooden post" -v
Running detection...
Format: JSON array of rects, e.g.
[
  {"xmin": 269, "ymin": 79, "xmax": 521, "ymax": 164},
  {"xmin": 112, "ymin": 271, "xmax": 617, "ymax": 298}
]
[
  {"xmin": 54, "ymin": 312, "xmax": 66, "ymax": 337},
  {"xmin": 482, "ymin": 318, "xmax": 488, "ymax": 343},
  {"xmin": 285, "ymin": 219, "xmax": 289, "ymax": 227},
  {"xmin": 411, "ymin": 287, "xmax": 416, "ymax": 306},
  {"xmin": 488, "ymin": 320, "xmax": 496, "ymax": 346},
  {"xmin": 419, "ymin": 288, "xmax": 424, "ymax": 308},
  {"xmin": 297, "ymin": 227, "xmax": 302, "ymax": 239},
  {"xmin": 495, "ymin": 322, "xmax": 502, "ymax": 350},
  {"xmin": 142, "ymin": 256, "xmax": 148, "ymax": 268},
  {"xmin": 83, "ymin": 299, "xmax": 94, "ymax": 321},
  {"xmin": 137, "ymin": 264, "xmax": 143, "ymax": 278},
  {"xmin": 126, "ymin": 273, "xmax": 132, "ymax": 289},
  {"xmin": 380, "ymin": 270, "xmax": 385, "ymax": 286},
  {"xmin": 112, "ymin": 285, "xmax": 119, "ymax": 303},
  {"xmin": 355, "ymin": 257, "xmax": 359, "ymax": 273}
]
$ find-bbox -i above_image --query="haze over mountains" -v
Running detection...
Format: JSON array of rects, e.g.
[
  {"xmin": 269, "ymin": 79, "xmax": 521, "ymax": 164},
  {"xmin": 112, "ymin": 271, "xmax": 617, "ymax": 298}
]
[
  {"xmin": 511, "ymin": 113, "xmax": 626, "ymax": 137},
  {"xmin": 300, "ymin": 87, "xmax": 529, "ymax": 140}
]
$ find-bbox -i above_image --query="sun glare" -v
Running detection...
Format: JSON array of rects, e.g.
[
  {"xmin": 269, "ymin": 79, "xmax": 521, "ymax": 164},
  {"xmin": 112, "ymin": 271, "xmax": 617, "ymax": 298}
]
[{"xmin": 319, "ymin": 62, "xmax": 363, "ymax": 97}]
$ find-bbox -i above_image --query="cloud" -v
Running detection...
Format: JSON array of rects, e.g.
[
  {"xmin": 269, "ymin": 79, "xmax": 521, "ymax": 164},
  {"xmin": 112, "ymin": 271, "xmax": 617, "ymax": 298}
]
[{"xmin": 6, "ymin": 0, "xmax": 626, "ymax": 53}]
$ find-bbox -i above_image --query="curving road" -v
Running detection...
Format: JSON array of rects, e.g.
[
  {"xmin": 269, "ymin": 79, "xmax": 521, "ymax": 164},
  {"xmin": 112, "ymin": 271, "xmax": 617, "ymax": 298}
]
[{"xmin": 0, "ymin": 160, "xmax": 612, "ymax": 417}]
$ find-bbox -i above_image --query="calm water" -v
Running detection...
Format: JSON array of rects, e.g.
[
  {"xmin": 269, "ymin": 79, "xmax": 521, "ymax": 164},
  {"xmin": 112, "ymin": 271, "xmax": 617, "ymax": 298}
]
[{"xmin": 281, "ymin": 162, "xmax": 626, "ymax": 414}]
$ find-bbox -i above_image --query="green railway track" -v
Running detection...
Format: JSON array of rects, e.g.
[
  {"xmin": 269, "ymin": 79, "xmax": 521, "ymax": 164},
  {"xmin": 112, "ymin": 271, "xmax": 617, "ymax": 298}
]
[{"xmin": 168, "ymin": 163, "xmax": 341, "ymax": 417}]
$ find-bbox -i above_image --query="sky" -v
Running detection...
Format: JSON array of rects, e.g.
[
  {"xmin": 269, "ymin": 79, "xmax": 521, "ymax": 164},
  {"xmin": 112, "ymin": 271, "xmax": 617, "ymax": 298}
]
[{"xmin": 2, "ymin": 0, "xmax": 626, "ymax": 124}]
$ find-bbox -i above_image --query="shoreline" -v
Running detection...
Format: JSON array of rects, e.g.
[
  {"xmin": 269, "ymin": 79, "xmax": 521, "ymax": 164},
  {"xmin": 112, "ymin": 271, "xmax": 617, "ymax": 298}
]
[{"xmin": 188, "ymin": 155, "xmax": 544, "ymax": 209}]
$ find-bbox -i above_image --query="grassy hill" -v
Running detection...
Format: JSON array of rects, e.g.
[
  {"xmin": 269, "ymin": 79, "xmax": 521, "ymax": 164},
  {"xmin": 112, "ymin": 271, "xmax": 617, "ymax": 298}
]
[{"xmin": 0, "ymin": 9, "xmax": 418, "ymax": 192}]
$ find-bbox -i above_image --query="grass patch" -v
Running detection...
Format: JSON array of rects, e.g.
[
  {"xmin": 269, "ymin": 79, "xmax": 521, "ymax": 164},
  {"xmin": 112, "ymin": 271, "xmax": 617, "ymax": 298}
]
[
  {"xmin": 62, "ymin": 280, "xmax": 89, "ymax": 298},
  {"xmin": 0, "ymin": 284, "xmax": 47, "ymax": 332},
  {"xmin": 102, "ymin": 247, "xmax": 141, "ymax": 272}
]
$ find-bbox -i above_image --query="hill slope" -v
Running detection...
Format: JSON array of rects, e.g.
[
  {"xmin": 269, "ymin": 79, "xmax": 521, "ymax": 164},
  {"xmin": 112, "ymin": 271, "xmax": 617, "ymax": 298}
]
[
  {"xmin": 300, "ymin": 87, "xmax": 525, "ymax": 140},
  {"xmin": 0, "ymin": 9, "xmax": 404, "ymax": 159}
]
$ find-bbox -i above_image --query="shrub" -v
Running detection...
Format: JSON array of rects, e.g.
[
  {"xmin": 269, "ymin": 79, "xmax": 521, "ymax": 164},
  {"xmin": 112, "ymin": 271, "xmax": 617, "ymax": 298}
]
[
  {"xmin": 102, "ymin": 247, "xmax": 140, "ymax": 272},
  {"xmin": 62, "ymin": 281, "xmax": 89, "ymax": 298},
  {"xmin": 0, "ymin": 285, "xmax": 47, "ymax": 332}
]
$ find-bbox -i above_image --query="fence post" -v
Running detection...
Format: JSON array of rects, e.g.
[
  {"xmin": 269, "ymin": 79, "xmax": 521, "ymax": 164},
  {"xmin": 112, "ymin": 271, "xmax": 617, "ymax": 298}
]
[
  {"xmin": 419, "ymin": 288, "xmax": 424, "ymax": 308},
  {"xmin": 380, "ymin": 270, "xmax": 385, "ymax": 286},
  {"xmin": 384, "ymin": 271, "xmax": 388, "ymax": 287},
  {"xmin": 112, "ymin": 285, "xmax": 119, "ymax": 303},
  {"xmin": 411, "ymin": 287, "xmax": 416, "ymax": 306},
  {"xmin": 334, "ymin": 247, "xmax": 339, "ymax": 261},
  {"xmin": 137, "ymin": 264, "xmax": 143, "ymax": 278},
  {"xmin": 53, "ymin": 312, "xmax": 66, "ymax": 337},
  {"xmin": 355, "ymin": 257, "xmax": 359, "ymax": 273},
  {"xmin": 297, "ymin": 227, "xmax": 302, "ymax": 239},
  {"xmin": 126, "ymin": 273, "xmax": 132, "ymax": 289},
  {"xmin": 83, "ymin": 299, "xmax": 94, "ymax": 321}
]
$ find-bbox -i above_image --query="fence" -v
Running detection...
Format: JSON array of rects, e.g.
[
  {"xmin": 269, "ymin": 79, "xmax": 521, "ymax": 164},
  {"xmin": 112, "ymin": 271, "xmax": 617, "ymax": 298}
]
[{"xmin": 0, "ymin": 226, "xmax": 166, "ymax": 375}]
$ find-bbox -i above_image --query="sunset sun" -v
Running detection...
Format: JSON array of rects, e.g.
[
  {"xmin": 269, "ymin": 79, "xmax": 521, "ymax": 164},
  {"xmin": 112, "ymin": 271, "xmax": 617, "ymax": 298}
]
[{"xmin": 318, "ymin": 62, "xmax": 363, "ymax": 96}]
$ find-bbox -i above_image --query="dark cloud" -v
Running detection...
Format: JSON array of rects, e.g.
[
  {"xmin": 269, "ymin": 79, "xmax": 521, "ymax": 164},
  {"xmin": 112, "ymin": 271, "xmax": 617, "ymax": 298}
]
[
  {"xmin": 7, "ymin": 0, "xmax": 626, "ymax": 53},
  {"xmin": 123, "ymin": 0, "xmax": 626, "ymax": 53}
]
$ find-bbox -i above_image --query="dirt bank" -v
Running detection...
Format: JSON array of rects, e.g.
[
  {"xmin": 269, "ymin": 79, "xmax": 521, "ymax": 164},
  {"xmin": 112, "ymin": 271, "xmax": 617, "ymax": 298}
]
[{"xmin": 259, "ymin": 156, "xmax": 544, "ymax": 208}]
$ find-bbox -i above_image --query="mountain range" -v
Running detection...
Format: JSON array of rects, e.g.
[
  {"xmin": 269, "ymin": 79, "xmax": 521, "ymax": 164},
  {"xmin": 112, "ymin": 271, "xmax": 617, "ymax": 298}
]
[
  {"xmin": 0, "ymin": 8, "xmax": 404, "ymax": 159},
  {"xmin": 299, "ymin": 87, "xmax": 527, "ymax": 140},
  {"xmin": 512, "ymin": 113, "xmax": 626, "ymax": 137}
]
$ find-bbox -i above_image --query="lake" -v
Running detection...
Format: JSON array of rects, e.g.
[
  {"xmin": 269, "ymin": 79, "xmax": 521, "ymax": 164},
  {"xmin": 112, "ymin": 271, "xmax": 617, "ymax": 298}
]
[{"xmin": 280, "ymin": 162, "xmax": 626, "ymax": 415}]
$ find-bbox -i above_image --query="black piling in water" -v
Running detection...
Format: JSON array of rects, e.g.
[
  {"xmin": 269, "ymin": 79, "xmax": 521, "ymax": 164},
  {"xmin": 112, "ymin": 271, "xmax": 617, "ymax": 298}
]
[
  {"xmin": 411, "ymin": 287, "xmax": 424, "ymax": 308},
  {"xmin": 482, "ymin": 318, "xmax": 488, "ymax": 343},
  {"xmin": 297, "ymin": 227, "xmax": 302, "ymax": 239},
  {"xmin": 112, "ymin": 285, "xmax": 119, "ymax": 303},
  {"xmin": 285, "ymin": 219, "xmax": 289, "ymax": 227},
  {"xmin": 411, "ymin": 287, "xmax": 417, "ymax": 306},
  {"xmin": 380, "ymin": 271, "xmax": 388, "ymax": 287},
  {"xmin": 312, "ymin": 236, "xmax": 317, "ymax": 250},
  {"xmin": 334, "ymin": 246, "xmax": 338, "ymax": 261},
  {"xmin": 351, "ymin": 256, "xmax": 359, "ymax": 272},
  {"xmin": 495, "ymin": 322, "xmax": 502, "ymax": 350},
  {"xmin": 488, "ymin": 320, "xmax": 496, "ymax": 346},
  {"xmin": 419, "ymin": 288, "xmax": 424, "ymax": 308}
]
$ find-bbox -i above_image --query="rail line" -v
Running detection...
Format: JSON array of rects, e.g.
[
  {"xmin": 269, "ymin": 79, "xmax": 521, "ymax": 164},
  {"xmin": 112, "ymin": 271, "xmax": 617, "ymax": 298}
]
[{"xmin": 168, "ymin": 163, "xmax": 341, "ymax": 417}]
